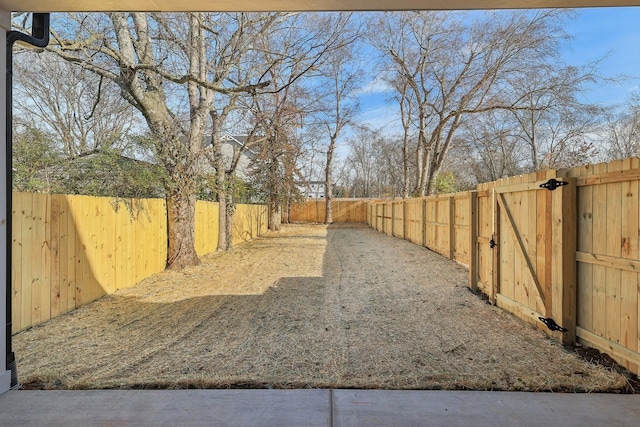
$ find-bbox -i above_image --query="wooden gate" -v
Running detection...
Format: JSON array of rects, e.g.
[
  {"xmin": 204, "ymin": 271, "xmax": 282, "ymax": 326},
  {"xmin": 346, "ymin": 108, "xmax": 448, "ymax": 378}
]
[{"xmin": 476, "ymin": 171, "xmax": 577, "ymax": 344}]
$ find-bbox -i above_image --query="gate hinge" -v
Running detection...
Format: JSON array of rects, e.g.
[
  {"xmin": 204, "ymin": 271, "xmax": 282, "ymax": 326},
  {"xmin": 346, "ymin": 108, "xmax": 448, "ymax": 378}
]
[
  {"xmin": 539, "ymin": 317, "xmax": 568, "ymax": 332},
  {"xmin": 539, "ymin": 178, "xmax": 568, "ymax": 191},
  {"xmin": 489, "ymin": 238, "xmax": 497, "ymax": 249}
]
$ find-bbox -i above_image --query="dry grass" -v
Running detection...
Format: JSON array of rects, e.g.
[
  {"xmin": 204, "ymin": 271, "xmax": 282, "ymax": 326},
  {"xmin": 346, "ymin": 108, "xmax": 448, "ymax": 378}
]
[{"xmin": 14, "ymin": 224, "xmax": 630, "ymax": 391}]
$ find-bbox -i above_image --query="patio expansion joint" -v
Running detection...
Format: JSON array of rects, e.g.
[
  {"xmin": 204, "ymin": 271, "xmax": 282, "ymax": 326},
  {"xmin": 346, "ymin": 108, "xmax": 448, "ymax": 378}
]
[{"xmin": 329, "ymin": 389, "xmax": 335, "ymax": 427}]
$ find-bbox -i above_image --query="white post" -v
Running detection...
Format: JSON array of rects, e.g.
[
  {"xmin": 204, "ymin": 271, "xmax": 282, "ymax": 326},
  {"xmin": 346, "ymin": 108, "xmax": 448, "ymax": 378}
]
[{"xmin": 0, "ymin": 9, "xmax": 11, "ymax": 395}]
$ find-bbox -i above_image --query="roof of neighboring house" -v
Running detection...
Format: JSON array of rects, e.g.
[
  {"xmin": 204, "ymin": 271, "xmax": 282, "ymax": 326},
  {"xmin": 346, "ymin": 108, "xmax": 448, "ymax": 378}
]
[
  {"xmin": 297, "ymin": 181, "xmax": 327, "ymax": 187},
  {"xmin": 202, "ymin": 134, "xmax": 256, "ymax": 158}
]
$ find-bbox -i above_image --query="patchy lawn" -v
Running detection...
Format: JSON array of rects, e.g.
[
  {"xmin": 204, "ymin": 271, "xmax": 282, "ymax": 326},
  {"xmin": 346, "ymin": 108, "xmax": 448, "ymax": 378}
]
[{"xmin": 14, "ymin": 224, "xmax": 631, "ymax": 391}]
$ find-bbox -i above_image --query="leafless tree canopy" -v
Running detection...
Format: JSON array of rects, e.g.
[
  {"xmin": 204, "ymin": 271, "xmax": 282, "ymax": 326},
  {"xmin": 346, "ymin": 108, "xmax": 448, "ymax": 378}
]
[
  {"xmin": 14, "ymin": 51, "xmax": 137, "ymax": 159},
  {"xmin": 366, "ymin": 10, "xmax": 609, "ymax": 195},
  {"xmin": 604, "ymin": 93, "xmax": 640, "ymax": 160}
]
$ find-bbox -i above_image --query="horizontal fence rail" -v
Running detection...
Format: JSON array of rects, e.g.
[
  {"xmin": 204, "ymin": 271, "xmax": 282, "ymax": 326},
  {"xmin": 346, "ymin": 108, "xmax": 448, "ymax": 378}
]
[{"xmin": 12, "ymin": 193, "xmax": 268, "ymax": 333}]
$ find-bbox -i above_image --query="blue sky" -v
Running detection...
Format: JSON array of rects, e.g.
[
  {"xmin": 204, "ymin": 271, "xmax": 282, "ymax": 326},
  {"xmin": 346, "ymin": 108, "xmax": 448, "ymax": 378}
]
[
  {"xmin": 352, "ymin": 7, "xmax": 640, "ymax": 140},
  {"xmin": 562, "ymin": 6, "xmax": 640, "ymax": 104}
]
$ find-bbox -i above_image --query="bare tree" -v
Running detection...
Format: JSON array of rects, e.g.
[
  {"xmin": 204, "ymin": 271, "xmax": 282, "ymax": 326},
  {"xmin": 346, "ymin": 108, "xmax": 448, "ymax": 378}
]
[
  {"xmin": 604, "ymin": 93, "xmax": 640, "ymax": 160},
  {"xmin": 507, "ymin": 64, "xmax": 603, "ymax": 170},
  {"xmin": 248, "ymin": 99, "xmax": 305, "ymax": 231},
  {"xmin": 346, "ymin": 126, "xmax": 382, "ymax": 198},
  {"xmin": 14, "ymin": 51, "xmax": 137, "ymax": 159},
  {"xmin": 314, "ymin": 20, "xmax": 361, "ymax": 223},
  {"xmin": 44, "ymin": 13, "xmax": 268, "ymax": 269},
  {"xmin": 246, "ymin": 61, "xmax": 310, "ymax": 231},
  {"xmin": 392, "ymin": 78, "xmax": 415, "ymax": 198},
  {"xmin": 245, "ymin": 13, "xmax": 354, "ymax": 229},
  {"xmin": 376, "ymin": 135, "xmax": 406, "ymax": 198},
  {"xmin": 298, "ymin": 125, "xmax": 326, "ymax": 187},
  {"xmin": 370, "ymin": 10, "xmax": 574, "ymax": 195},
  {"xmin": 200, "ymin": 12, "xmax": 288, "ymax": 250},
  {"xmin": 457, "ymin": 110, "xmax": 528, "ymax": 183}
]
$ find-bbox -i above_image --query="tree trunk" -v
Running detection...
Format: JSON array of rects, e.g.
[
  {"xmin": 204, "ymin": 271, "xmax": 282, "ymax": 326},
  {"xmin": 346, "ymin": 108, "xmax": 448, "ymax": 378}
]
[
  {"xmin": 398, "ymin": 85, "xmax": 411, "ymax": 198},
  {"xmin": 414, "ymin": 139, "xmax": 425, "ymax": 195},
  {"xmin": 402, "ymin": 137, "xmax": 409, "ymax": 199},
  {"xmin": 325, "ymin": 185, "xmax": 333, "ymax": 224},
  {"xmin": 166, "ymin": 188, "xmax": 199, "ymax": 270},
  {"xmin": 325, "ymin": 137, "xmax": 336, "ymax": 224},
  {"xmin": 282, "ymin": 201, "xmax": 290, "ymax": 224},
  {"xmin": 149, "ymin": 118, "xmax": 203, "ymax": 270},
  {"xmin": 425, "ymin": 161, "xmax": 438, "ymax": 195},
  {"xmin": 210, "ymin": 111, "xmax": 230, "ymax": 251},
  {"xmin": 531, "ymin": 136, "xmax": 539, "ymax": 171},
  {"xmin": 414, "ymin": 109, "xmax": 429, "ymax": 196},
  {"xmin": 269, "ymin": 202, "xmax": 280, "ymax": 231},
  {"xmin": 218, "ymin": 192, "xmax": 228, "ymax": 250},
  {"xmin": 225, "ymin": 197, "xmax": 234, "ymax": 248}
]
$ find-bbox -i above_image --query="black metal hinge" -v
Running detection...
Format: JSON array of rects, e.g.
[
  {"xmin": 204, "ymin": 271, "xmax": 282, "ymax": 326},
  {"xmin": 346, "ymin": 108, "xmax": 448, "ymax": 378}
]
[
  {"xmin": 539, "ymin": 317, "xmax": 568, "ymax": 332},
  {"xmin": 489, "ymin": 239, "xmax": 497, "ymax": 249},
  {"xmin": 539, "ymin": 178, "xmax": 568, "ymax": 191}
]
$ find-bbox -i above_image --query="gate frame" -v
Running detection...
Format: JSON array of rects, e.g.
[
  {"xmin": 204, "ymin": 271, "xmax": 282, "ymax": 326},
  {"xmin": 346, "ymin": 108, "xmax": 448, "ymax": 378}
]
[{"xmin": 487, "ymin": 177, "xmax": 577, "ymax": 345}]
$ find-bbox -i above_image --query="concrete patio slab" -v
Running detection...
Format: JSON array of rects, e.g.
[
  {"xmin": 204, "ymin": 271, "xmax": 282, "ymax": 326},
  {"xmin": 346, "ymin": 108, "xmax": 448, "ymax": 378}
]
[
  {"xmin": 0, "ymin": 389, "xmax": 331, "ymax": 427},
  {"xmin": 0, "ymin": 389, "xmax": 639, "ymax": 426},
  {"xmin": 332, "ymin": 390, "xmax": 640, "ymax": 427}
]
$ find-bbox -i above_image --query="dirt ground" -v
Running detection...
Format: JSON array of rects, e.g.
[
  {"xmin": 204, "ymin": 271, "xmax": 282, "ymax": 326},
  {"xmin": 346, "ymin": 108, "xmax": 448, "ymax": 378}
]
[{"xmin": 13, "ymin": 224, "xmax": 633, "ymax": 391}]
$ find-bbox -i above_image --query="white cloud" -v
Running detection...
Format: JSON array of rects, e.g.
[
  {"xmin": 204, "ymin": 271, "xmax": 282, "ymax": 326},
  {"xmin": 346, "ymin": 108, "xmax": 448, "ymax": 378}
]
[
  {"xmin": 356, "ymin": 104, "xmax": 403, "ymax": 135},
  {"xmin": 355, "ymin": 77, "xmax": 394, "ymax": 96}
]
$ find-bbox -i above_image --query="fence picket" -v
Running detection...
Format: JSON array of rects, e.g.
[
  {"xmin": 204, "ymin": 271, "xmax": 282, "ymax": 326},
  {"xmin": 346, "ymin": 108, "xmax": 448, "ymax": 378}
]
[{"xmin": 620, "ymin": 158, "xmax": 639, "ymax": 372}]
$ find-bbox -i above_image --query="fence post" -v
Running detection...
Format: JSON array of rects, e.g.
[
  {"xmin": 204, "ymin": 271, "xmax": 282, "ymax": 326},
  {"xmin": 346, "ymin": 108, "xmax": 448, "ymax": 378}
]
[
  {"xmin": 421, "ymin": 198, "xmax": 427, "ymax": 246},
  {"xmin": 370, "ymin": 203, "xmax": 374, "ymax": 227},
  {"xmin": 491, "ymin": 187, "xmax": 499, "ymax": 304},
  {"xmin": 551, "ymin": 177, "xmax": 577, "ymax": 346},
  {"xmin": 449, "ymin": 195, "xmax": 455, "ymax": 260},
  {"xmin": 374, "ymin": 203, "xmax": 377, "ymax": 228},
  {"xmin": 469, "ymin": 191, "xmax": 478, "ymax": 291},
  {"xmin": 391, "ymin": 202, "xmax": 396, "ymax": 236},
  {"xmin": 366, "ymin": 203, "xmax": 370, "ymax": 226},
  {"xmin": 403, "ymin": 199, "xmax": 408, "ymax": 240}
]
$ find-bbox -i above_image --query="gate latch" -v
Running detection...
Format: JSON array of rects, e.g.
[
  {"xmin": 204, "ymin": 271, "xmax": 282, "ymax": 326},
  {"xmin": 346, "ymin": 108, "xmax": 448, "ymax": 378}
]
[
  {"xmin": 539, "ymin": 178, "xmax": 568, "ymax": 191},
  {"xmin": 539, "ymin": 317, "xmax": 568, "ymax": 332},
  {"xmin": 489, "ymin": 239, "xmax": 497, "ymax": 249}
]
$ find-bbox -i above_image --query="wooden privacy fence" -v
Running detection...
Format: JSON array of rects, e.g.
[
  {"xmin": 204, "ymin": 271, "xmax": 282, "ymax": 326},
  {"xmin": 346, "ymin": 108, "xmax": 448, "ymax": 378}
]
[
  {"xmin": 11, "ymin": 193, "xmax": 268, "ymax": 333},
  {"xmin": 232, "ymin": 204, "xmax": 269, "ymax": 246},
  {"xmin": 194, "ymin": 202, "xmax": 268, "ymax": 253},
  {"xmin": 366, "ymin": 157, "xmax": 640, "ymax": 376},
  {"xmin": 195, "ymin": 200, "xmax": 219, "ymax": 256},
  {"xmin": 288, "ymin": 199, "xmax": 369, "ymax": 223},
  {"xmin": 368, "ymin": 192, "xmax": 474, "ymax": 267},
  {"xmin": 564, "ymin": 158, "xmax": 640, "ymax": 375}
]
